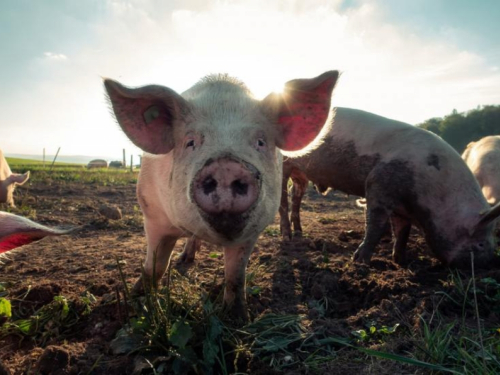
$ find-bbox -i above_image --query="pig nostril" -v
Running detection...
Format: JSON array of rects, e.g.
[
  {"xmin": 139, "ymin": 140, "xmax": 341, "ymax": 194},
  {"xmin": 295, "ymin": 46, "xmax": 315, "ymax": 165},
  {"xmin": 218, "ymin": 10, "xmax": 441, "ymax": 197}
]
[
  {"xmin": 202, "ymin": 176, "xmax": 217, "ymax": 195},
  {"xmin": 231, "ymin": 179, "xmax": 248, "ymax": 196}
]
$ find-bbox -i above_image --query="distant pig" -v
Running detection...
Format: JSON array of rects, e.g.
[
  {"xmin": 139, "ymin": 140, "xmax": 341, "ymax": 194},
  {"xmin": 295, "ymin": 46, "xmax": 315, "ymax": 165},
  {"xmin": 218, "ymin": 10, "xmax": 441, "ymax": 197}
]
[
  {"xmin": 280, "ymin": 107, "xmax": 500, "ymax": 266},
  {"xmin": 0, "ymin": 211, "xmax": 73, "ymax": 254},
  {"xmin": 462, "ymin": 136, "xmax": 500, "ymax": 206},
  {"xmin": 104, "ymin": 71, "xmax": 339, "ymax": 320},
  {"xmin": 0, "ymin": 149, "xmax": 30, "ymax": 207}
]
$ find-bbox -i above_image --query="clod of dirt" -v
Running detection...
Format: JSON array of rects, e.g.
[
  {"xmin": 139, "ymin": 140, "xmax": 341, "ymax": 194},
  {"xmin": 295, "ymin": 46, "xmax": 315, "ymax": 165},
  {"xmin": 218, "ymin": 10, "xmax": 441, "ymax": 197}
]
[
  {"xmin": 98, "ymin": 204, "xmax": 122, "ymax": 220},
  {"xmin": 36, "ymin": 345, "xmax": 71, "ymax": 375},
  {"xmin": 338, "ymin": 230, "xmax": 361, "ymax": 242},
  {"xmin": 309, "ymin": 269, "xmax": 340, "ymax": 299},
  {"xmin": 0, "ymin": 360, "xmax": 11, "ymax": 375},
  {"xmin": 19, "ymin": 283, "xmax": 62, "ymax": 306}
]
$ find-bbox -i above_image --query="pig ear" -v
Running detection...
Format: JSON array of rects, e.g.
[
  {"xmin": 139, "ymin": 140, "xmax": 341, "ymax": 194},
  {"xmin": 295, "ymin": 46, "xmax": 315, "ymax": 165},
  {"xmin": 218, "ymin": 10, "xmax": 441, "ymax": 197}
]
[
  {"xmin": 104, "ymin": 79, "xmax": 190, "ymax": 155},
  {"xmin": 262, "ymin": 71, "xmax": 339, "ymax": 151},
  {"xmin": 474, "ymin": 202, "xmax": 500, "ymax": 232},
  {"xmin": 0, "ymin": 212, "xmax": 74, "ymax": 254},
  {"xmin": 9, "ymin": 171, "xmax": 30, "ymax": 185}
]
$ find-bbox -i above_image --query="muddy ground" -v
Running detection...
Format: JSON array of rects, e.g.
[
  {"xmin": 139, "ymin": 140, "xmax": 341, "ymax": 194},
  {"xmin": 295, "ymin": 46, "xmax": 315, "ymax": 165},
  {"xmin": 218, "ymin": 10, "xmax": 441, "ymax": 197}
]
[{"xmin": 1, "ymin": 179, "xmax": 500, "ymax": 374}]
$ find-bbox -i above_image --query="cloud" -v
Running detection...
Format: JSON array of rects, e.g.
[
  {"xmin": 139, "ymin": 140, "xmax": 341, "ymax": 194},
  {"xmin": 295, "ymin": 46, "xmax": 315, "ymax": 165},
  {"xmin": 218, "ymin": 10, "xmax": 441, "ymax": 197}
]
[{"xmin": 43, "ymin": 52, "xmax": 68, "ymax": 60}]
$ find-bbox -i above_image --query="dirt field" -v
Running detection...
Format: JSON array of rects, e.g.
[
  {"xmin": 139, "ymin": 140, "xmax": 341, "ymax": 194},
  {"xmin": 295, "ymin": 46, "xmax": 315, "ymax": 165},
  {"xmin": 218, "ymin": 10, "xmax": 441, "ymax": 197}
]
[{"xmin": 1, "ymin": 177, "xmax": 500, "ymax": 374}]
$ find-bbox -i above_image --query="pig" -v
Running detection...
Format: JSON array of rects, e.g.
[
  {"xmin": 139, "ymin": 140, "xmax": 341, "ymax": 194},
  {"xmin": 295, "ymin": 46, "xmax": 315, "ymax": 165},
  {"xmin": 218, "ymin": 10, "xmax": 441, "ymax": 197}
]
[
  {"xmin": 104, "ymin": 71, "xmax": 339, "ymax": 321},
  {"xmin": 0, "ymin": 211, "xmax": 73, "ymax": 254},
  {"xmin": 462, "ymin": 136, "xmax": 500, "ymax": 206},
  {"xmin": 0, "ymin": 149, "xmax": 30, "ymax": 207},
  {"xmin": 279, "ymin": 107, "xmax": 500, "ymax": 266}
]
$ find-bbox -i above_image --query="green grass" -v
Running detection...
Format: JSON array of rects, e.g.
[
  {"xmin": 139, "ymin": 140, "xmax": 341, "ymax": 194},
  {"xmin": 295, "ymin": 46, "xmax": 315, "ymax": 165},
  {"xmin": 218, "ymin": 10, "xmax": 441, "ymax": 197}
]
[
  {"xmin": 6, "ymin": 157, "xmax": 80, "ymax": 167},
  {"xmin": 8, "ymin": 162, "xmax": 138, "ymax": 186}
]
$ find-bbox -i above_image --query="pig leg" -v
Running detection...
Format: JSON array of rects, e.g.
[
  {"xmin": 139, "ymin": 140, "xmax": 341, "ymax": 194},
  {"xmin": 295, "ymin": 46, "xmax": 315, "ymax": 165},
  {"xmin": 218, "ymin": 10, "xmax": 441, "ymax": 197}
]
[
  {"xmin": 290, "ymin": 169, "xmax": 308, "ymax": 237},
  {"xmin": 352, "ymin": 206, "xmax": 390, "ymax": 264},
  {"xmin": 177, "ymin": 236, "xmax": 201, "ymax": 264},
  {"xmin": 352, "ymin": 177, "xmax": 393, "ymax": 264},
  {"xmin": 133, "ymin": 218, "xmax": 179, "ymax": 294},
  {"xmin": 390, "ymin": 214, "xmax": 411, "ymax": 265},
  {"xmin": 279, "ymin": 165, "xmax": 293, "ymax": 240},
  {"xmin": 223, "ymin": 241, "xmax": 255, "ymax": 322}
]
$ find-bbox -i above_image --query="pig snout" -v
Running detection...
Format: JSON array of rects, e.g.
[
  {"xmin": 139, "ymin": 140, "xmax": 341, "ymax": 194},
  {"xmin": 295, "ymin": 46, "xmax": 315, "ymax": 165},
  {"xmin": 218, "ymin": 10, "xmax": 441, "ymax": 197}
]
[
  {"xmin": 193, "ymin": 157, "xmax": 260, "ymax": 215},
  {"xmin": 192, "ymin": 157, "xmax": 261, "ymax": 240}
]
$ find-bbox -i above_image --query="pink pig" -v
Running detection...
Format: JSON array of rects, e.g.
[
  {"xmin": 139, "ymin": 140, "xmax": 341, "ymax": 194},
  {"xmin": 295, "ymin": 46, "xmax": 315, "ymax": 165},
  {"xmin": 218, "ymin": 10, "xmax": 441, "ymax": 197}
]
[{"xmin": 104, "ymin": 71, "xmax": 339, "ymax": 320}]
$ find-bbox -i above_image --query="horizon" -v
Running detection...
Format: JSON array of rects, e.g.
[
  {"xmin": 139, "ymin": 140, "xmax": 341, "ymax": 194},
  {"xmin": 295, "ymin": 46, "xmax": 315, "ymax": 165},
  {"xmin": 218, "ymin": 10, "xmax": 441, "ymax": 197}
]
[{"xmin": 1, "ymin": 0, "xmax": 499, "ymax": 156}]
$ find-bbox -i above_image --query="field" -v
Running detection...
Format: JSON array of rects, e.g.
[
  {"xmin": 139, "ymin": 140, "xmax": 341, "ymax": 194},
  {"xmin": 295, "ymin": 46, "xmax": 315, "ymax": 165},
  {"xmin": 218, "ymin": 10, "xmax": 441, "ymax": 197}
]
[{"xmin": 1, "ymin": 165, "xmax": 500, "ymax": 374}]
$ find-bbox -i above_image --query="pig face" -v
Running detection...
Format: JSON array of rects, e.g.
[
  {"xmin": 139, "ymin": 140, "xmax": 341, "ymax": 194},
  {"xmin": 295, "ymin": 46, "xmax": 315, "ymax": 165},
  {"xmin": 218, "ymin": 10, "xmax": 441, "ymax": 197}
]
[
  {"xmin": 445, "ymin": 205, "xmax": 500, "ymax": 266},
  {"xmin": 105, "ymin": 72, "xmax": 339, "ymax": 245}
]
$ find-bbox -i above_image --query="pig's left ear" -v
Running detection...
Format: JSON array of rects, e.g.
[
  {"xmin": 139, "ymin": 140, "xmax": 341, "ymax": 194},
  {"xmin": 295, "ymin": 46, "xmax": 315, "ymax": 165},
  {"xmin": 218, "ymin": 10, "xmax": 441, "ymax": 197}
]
[
  {"xmin": 0, "ymin": 212, "xmax": 75, "ymax": 254},
  {"xmin": 476, "ymin": 203, "xmax": 500, "ymax": 228},
  {"xmin": 104, "ymin": 79, "xmax": 190, "ymax": 155},
  {"xmin": 262, "ymin": 71, "xmax": 339, "ymax": 151}
]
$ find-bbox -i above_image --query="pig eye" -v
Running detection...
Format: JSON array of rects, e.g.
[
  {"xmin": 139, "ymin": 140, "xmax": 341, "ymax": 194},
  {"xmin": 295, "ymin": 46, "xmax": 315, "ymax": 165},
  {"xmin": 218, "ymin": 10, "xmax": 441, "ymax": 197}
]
[
  {"xmin": 185, "ymin": 139, "xmax": 195, "ymax": 149},
  {"xmin": 256, "ymin": 138, "xmax": 266, "ymax": 149}
]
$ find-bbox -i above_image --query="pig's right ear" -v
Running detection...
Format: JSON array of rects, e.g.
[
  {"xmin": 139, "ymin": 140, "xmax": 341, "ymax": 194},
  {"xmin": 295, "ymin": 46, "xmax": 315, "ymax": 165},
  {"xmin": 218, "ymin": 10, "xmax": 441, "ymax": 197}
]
[
  {"xmin": 0, "ymin": 212, "xmax": 75, "ymax": 254},
  {"xmin": 262, "ymin": 71, "xmax": 339, "ymax": 152},
  {"xmin": 104, "ymin": 79, "xmax": 190, "ymax": 155}
]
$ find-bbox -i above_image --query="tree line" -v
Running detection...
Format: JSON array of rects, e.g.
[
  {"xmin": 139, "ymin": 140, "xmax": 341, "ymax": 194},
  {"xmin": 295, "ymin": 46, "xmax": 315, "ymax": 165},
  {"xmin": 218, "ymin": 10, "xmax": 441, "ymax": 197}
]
[{"xmin": 418, "ymin": 105, "xmax": 500, "ymax": 153}]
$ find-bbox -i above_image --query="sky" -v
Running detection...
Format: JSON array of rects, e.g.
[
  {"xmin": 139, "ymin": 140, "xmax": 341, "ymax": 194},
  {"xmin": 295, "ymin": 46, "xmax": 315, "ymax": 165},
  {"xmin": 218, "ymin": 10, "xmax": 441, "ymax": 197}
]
[{"xmin": 1, "ymin": 0, "xmax": 499, "ymax": 159}]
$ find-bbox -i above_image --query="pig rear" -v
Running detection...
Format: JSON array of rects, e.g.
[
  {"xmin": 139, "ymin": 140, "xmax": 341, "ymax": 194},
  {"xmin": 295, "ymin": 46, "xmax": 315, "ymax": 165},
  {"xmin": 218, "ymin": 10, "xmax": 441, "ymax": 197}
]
[
  {"xmin": 462, "ymin": 136, "xmax": 500, "ymax": 206},
  {"xmin": 0, "ymin": 149, "xmax": 30, "ymax": 207}
]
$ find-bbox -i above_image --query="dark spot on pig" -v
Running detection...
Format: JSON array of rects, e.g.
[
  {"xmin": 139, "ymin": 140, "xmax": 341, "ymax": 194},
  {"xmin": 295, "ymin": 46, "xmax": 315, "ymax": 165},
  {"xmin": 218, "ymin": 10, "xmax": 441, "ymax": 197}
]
[
  {"xmin": 204, "ymin": 158, "xmax": 214, "ymax": 167},
  {"xmin": 287, "ymin": 140, "xmax": 380, "ymax": 197},
  {"xmin": 368, "ymin": 159, "xmax": 453, "ymax": 262},
  {"xmin": 202, "ymin": 211, "xmax": 250, "ymax": 240},
  {"xmin": 427, "ymin": 154, "xmax": 441, "ymax": 170}
]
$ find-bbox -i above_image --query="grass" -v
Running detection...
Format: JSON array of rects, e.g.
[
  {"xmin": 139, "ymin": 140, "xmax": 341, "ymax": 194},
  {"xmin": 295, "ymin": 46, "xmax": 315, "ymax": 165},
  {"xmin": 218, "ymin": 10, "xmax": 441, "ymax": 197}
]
[
  {"xmin": 9, "ymin": 163, "xmax": 138, "ymax": 186},
  {"xmin": 107, "ymin": 256, "xmax": 500, "ymax": 374},
  {"xmin": 2, "ymin": 251, "xmax": 500, "ymax": 373},
  {"xmin": 6, "ymin": 157, "xmax": 80, "ymax": 167},
  {"xmin": 0, "ymin": 292, "xmax": 96, "ymax": 346}
]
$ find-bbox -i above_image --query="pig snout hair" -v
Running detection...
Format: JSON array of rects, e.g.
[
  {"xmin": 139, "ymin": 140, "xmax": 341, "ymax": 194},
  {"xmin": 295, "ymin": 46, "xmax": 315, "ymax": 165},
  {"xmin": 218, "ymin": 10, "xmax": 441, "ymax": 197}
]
[{"xmin": 0, "ymin": 211, "xmax": 75, "ymax": 254}]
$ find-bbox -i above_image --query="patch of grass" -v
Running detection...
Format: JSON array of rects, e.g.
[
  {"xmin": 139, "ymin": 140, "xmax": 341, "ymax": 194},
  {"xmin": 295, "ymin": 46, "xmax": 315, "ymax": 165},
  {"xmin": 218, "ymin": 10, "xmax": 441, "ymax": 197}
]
[
  {"xmin": 6, "ymin": 157, "xmax": 79, "ymax": 166},
  {"xmin": 263, "ymin": 226, "xmax": 280, "ymax": 237},
  {"xmin": 412, "ymin": 262, "xmax": 500, "ymax": 374},
  {"xmin": 0, "ymin": 293, "xmax": 96, "ymax": 345},
  {"xmin": 114, "ymin": 260, "xmax": 459, "ymax": 374},
  {"xmin": 11, "ymin": 165, "xmax": 138, "ymax": 186},
  {"xmin": 351, "ymin": 323, "xmax": 400, "ymax": 343}
]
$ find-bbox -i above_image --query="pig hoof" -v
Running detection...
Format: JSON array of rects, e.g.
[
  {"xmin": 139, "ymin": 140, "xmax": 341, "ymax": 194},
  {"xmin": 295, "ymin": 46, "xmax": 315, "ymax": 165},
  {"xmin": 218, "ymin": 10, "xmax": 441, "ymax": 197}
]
[
  {"xmin": 293, "ymin": 230, "xmax": 303, "ymax": 238},
  {"xmin": 131, "ymin": 279, "xmax": 145, "ymax": 296},
  {"xmin": 176, "ymin": 251, "xmax": 195, "ymax": 264},
  {"xmin": 392, "ymin": 252, "xmax": 406, "ymax": 265},
  {"xmin": 352, "ymin": 250, "xmax": 371, "ymax": 264},
  {"xmin": 131, "ymin": 276, "xmax": 157, "ymax": 296},
  {"xmin": 223, "ymin": 302, "xmax": 249, "ymax": 326}
]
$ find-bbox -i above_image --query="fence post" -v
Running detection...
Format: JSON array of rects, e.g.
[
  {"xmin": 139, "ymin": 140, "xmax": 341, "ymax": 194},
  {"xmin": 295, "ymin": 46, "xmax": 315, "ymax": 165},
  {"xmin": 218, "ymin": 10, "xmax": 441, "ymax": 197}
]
[{"xmin": 50, "ymin": 147, "xmax": 61, "ymax": 171}]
